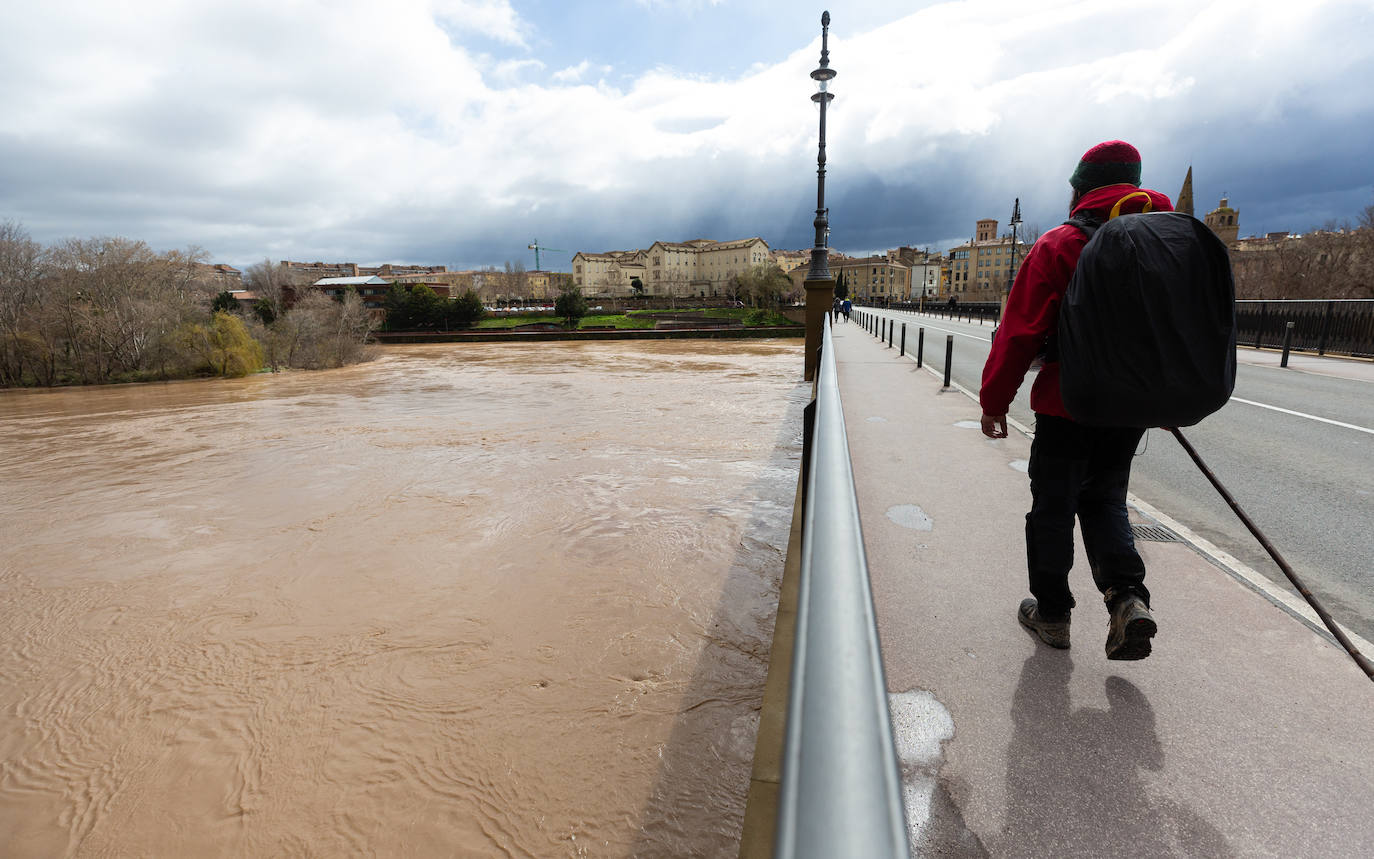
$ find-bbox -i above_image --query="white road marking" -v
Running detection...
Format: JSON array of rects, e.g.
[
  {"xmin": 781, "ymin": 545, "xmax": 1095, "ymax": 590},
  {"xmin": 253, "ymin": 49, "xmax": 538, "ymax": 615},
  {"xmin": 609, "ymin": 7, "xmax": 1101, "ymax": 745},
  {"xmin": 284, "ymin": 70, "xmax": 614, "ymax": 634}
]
[
  {"xmin": 880, "ymin": 332, "xmax": 1374, "ymax": 655},
  {"xmin": 1228, "ymin": 397, "xmax": 1374, "ymax": 436},
  {"xmin": 871, "ymin": 311, "xmax": 992, "ymax": 344},
  {"xmin": 1126, "ymin": 494, "xmax": 1374, "ymax": 657}
]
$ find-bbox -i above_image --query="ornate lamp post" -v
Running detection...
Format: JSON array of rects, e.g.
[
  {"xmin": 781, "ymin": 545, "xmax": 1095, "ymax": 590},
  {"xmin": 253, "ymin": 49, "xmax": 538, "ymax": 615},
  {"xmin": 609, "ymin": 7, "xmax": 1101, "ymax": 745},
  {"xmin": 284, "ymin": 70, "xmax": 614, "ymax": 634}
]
[
  {"xmin": 998, "ymin": 197, "xmax": 1021, "ymax": 330},
  {"xmin": 1005, "ymin": 197, "xmax": 1022, "ymax": 297},
  {"xmin": 803, "ymin": 11, "xmax": 837, "ymax": 381}
]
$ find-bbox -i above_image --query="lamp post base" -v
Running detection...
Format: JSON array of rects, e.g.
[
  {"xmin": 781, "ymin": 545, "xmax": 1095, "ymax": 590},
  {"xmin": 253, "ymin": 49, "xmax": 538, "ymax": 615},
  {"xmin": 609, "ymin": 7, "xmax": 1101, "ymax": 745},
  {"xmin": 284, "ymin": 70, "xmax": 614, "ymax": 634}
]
[{"xmin": 804, "ymin": 277, "xmax": 836, "ymax": 381}]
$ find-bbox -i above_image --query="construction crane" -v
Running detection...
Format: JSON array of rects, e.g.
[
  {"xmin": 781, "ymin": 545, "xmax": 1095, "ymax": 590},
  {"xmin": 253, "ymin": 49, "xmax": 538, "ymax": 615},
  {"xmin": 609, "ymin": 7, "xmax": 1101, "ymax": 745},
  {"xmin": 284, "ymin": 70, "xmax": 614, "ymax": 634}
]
[{"xmin": 527, "ymin": 239, "xmax": 570, "ymax": 271}]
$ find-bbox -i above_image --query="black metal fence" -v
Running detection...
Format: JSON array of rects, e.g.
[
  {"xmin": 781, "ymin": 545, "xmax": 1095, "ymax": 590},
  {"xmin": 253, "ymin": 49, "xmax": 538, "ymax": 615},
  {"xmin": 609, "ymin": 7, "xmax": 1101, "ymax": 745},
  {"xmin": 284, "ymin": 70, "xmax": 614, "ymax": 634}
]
[
  {"xmin": 888, "ymin": 301, "xmax": 1001, "ymax": 325},
  {"xmin": 1237, "ymin": 300, "xmax": 1374, "ymax": 358}
]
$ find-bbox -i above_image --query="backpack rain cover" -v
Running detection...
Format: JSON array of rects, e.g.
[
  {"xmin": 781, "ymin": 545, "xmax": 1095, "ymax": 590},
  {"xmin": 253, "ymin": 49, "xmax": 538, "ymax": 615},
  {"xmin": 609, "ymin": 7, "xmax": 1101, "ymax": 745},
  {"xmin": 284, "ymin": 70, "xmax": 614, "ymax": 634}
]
[{"xmin": 1057, "ymin": 211, "xmax": 1237, "ymax": 428}]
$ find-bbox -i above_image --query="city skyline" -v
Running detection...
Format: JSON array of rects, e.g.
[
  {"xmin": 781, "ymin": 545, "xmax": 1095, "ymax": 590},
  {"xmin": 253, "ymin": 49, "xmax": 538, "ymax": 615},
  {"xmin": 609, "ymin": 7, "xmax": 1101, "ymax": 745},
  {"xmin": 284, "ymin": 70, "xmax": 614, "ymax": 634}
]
[{"xmin": 3, "ymin": 0, "xmax": 1373, "ymax": 271}]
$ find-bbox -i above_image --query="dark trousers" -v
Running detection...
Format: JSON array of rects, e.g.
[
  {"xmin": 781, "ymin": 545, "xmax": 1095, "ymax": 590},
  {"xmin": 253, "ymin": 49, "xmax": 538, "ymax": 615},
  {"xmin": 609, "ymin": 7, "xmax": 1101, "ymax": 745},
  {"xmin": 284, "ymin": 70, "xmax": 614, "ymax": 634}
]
[{"xmin": 1025, "ymin": 414, "xmax": 1149, "ymax": 618}]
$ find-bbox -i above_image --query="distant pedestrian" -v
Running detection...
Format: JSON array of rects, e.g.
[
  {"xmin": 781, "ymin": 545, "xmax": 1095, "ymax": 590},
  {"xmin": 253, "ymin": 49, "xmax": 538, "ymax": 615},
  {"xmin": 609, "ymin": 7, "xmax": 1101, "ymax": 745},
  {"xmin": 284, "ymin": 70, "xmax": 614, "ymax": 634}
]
[
  {"xmin": 842, "ymin": 298, "xmax": 852, "ymax": 321},
  {"xmin": 831, "ymin": 296, "xmax": 842, "ymax": 322},
  {"xmin": 979, "ymin": 139, "xmax": 1169, "ymax": 661}
]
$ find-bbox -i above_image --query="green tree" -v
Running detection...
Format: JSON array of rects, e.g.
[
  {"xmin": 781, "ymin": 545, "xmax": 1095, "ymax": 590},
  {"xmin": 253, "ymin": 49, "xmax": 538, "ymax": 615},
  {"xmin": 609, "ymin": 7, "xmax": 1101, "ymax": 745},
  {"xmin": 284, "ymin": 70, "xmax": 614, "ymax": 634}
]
[
  {"xmin": 554, "ymin": 285, "xmax": 588, "ymax": 329},
  {"xmin": 383, "ymin": 285, "xmax": 414, "ymax": 329},
  {"xmin": 449, "ymin": 288, "xmax": 486, "ymax": 329},
  {"xmin": 253, "ymin": 297, "xmax": 276, "ymax": 324},
  {"xmin": 834, "ymin": 271, "xmax": 849, "ymax": 300},
  {"xmin": 382, "ymin": 284, "xmax": 447, "ymax": 329},
  {"xmin": 409, "ymin": 285, "xmax": 447, "ymax": 328},
  {"xmin": 212, "ymin": 290, "xmax": 238, "ymax": 314}
]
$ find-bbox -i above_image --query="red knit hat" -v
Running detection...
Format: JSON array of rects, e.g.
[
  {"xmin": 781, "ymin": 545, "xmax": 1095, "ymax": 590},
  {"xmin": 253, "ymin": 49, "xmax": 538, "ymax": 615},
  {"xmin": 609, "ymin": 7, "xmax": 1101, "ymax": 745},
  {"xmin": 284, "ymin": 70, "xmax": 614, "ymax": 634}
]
[{"xmin": 1069, "ymin": 140, "xmax": 1141, "ymax": 192}]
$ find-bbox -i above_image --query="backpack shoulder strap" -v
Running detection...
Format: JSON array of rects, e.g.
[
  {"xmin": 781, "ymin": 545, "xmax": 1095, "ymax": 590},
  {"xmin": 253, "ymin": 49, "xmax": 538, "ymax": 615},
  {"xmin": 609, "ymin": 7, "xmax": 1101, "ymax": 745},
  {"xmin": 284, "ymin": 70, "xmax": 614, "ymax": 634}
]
[
  {"xmin": 1064, "ymin": 213, "xmax": 1101, "ymax": 239},
  {"xmin": 1043, "ymin": 214, "xmax": 1103, "ymax": 364}
]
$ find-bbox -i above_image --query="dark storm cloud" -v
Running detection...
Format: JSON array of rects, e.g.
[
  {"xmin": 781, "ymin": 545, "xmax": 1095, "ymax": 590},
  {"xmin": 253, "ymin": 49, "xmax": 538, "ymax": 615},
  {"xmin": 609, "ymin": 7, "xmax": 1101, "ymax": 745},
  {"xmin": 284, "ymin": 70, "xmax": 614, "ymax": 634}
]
[{"xmin": 3, "ymin": 1, "xmax": 1373, "ymax": 269}]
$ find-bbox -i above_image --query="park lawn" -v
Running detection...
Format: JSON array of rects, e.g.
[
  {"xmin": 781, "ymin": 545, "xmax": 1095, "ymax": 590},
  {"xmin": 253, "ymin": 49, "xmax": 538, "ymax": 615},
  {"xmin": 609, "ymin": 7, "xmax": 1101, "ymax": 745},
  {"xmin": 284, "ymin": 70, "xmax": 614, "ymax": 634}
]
[{"xmin": 627, "ymin": 307, "xmax": 797, "ymax": 326}]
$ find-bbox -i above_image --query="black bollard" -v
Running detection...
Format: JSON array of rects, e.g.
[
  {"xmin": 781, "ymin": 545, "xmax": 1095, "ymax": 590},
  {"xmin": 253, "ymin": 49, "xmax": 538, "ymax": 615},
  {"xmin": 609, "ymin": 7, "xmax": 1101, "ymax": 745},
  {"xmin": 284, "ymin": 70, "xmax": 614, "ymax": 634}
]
[
  {"xmin": 917, "ymin": 327, "xmax": 925, "ymax": 368},
  {"xmin": 888, "ymin": 320, "xmax": 893, "ymax": 348},
  {"xmin": 1281, "ymin": 321, "xmax": 1295, "ymax": 367},
  {"xmin": 943, "ymin": 334, "xmax": 953, "ymax": 388},
  {"xmin": 900, "ymin": 324, "xmax": 906, "ymax": 356}
]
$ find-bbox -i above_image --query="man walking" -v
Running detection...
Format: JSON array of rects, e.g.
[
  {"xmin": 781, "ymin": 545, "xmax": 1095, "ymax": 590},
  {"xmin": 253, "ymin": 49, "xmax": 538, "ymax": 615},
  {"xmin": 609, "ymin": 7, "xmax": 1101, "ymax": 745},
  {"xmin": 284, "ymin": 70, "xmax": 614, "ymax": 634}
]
[{"xmin": 979, "ymin": 140, "xmax": 1170, "ymax": 660}]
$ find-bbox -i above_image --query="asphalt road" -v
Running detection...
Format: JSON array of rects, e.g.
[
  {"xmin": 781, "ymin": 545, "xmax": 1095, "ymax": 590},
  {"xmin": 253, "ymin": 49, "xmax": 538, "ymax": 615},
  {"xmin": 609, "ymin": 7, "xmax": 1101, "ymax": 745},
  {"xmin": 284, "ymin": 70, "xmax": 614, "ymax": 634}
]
[{"xmin": 852, "ymin": 307, "xmax": 1374, "ymax": 641}]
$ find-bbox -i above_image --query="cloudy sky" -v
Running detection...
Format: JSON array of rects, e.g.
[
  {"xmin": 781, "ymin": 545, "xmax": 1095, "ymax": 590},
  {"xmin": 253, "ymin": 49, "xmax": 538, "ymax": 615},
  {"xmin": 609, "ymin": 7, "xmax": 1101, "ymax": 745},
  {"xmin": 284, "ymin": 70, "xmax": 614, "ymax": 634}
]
[{"xmin": 4, "ymin": 0, "xmax": 1373, "ymax": 271}]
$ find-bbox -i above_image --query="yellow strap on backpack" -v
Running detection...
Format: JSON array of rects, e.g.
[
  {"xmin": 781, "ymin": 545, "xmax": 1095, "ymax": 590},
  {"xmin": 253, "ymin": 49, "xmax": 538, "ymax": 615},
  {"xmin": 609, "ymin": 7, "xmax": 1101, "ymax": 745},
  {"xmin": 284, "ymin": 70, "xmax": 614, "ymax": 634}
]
[{"xmin": 1109, "ymin": 191, "xmax": 1154, "ymax": 220}]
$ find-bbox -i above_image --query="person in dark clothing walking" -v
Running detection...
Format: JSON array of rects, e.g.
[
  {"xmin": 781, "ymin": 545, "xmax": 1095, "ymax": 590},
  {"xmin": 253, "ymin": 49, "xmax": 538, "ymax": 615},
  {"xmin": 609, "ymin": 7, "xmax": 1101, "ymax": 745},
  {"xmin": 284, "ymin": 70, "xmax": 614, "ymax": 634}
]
[{"xmin": 979, "ymin": 140, "xmax": 1167, "ymax": 661}]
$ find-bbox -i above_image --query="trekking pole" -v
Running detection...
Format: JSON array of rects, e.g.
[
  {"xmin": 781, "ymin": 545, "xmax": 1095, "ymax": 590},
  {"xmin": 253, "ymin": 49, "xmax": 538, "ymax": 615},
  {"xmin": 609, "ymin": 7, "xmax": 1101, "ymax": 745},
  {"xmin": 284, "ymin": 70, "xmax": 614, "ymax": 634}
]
[{"xmin": 1168, "ymin": 427, "xmax": 1374, "ymax": 681}]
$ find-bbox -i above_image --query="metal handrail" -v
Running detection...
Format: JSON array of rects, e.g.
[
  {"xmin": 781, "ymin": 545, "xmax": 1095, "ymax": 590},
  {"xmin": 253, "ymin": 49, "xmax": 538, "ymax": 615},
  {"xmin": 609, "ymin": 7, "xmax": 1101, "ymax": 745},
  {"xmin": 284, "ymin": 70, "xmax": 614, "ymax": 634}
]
[{"xmin": 775, "ymin": 318, "xmax": 911, "ymax": 859}]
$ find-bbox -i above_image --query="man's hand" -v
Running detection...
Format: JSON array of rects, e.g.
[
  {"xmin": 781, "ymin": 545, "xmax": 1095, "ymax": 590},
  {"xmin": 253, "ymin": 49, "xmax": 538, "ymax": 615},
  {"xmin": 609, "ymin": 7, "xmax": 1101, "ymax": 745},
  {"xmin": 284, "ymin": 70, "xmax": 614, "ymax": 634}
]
[{"xmin": 981, "ymin": 413, "xmax": 1008, "ymax": 439}]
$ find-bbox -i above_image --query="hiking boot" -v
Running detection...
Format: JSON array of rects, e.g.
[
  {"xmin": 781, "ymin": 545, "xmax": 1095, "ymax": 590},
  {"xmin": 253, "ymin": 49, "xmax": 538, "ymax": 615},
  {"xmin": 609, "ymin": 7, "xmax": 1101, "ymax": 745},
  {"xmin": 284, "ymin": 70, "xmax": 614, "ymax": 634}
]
[
  {"xmin": 1105, "ymin": 595, "xmax": 1157, "ymax": 661},
  {"xmin": 1018, "ymin": 598, "xmax": 1070, "ymax": 649}
]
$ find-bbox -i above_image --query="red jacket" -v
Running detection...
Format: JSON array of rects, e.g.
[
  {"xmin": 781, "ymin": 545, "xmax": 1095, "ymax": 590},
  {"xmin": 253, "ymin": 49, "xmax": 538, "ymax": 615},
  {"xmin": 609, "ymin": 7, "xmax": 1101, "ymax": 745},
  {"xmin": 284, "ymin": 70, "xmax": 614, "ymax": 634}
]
[{"xmin": 979, "ymin": 184, "xmax": 1174, "ymax": 419}]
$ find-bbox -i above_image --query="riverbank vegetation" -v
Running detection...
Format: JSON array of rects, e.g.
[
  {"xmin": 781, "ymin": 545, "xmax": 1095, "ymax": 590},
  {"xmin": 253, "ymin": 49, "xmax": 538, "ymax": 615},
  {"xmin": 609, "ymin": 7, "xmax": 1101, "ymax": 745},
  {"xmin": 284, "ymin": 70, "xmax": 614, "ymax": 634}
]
[{"xmin": 0, "ymin": 222, "xmax": 375, "ymax": 387}]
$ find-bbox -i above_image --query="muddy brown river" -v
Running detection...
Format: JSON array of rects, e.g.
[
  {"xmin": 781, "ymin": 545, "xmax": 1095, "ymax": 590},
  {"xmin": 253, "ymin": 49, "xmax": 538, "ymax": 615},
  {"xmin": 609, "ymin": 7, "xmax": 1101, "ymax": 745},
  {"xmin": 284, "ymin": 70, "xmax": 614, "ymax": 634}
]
[{"xmin": 0, "ymin": 340, "xmax": 805, "ymax": 857}]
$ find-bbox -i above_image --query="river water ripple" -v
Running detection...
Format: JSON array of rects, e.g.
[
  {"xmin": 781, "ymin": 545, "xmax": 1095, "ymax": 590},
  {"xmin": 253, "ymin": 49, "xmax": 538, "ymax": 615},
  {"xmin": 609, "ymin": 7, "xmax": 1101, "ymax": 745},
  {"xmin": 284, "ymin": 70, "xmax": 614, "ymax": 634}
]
[{"xmin": 0, "ymin": 340, "xmax": 805, "ymax": 857}]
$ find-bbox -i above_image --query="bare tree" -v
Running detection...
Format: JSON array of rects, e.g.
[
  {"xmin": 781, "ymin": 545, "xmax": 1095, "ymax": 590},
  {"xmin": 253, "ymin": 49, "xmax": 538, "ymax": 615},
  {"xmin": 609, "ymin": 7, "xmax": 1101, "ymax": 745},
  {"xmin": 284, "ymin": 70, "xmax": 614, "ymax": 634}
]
[
  {"xmin": 0, "ymin": 220, "xmax": 44, "ymax": 385},
  {"xmin": 246, "ymin": 259, "xmax": 292, "ymax": 322}
]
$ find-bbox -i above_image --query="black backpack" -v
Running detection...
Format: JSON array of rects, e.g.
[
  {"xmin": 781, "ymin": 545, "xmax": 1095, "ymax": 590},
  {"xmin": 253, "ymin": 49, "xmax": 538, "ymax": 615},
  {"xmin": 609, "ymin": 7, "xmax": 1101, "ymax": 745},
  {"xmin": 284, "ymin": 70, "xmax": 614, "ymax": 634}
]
[{"xmin": 1055, "ymin": 202, "xmax": 1236, "ymax": 428}]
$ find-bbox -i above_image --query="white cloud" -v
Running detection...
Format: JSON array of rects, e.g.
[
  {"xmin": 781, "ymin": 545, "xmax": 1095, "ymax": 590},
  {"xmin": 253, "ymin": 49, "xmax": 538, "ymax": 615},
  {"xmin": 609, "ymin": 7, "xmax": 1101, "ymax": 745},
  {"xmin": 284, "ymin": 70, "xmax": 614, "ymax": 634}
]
[
  {"xmin": 1, "ymin": 0, "xmax": 1371, "ymax": 265},
  {"xmin": 429, "ymin": 0, "xmax": 529, "ymax": 46},
  {"xmin": 489, "ymin": 58, "xmax": 547, "ymax": 85},
  {"xmin": 552, "ymin": 61, "xmax": 613, "ymax": 84},
  {"xmin": 630, "ymin": 0, "xmax": 726, "ymax": 9}
]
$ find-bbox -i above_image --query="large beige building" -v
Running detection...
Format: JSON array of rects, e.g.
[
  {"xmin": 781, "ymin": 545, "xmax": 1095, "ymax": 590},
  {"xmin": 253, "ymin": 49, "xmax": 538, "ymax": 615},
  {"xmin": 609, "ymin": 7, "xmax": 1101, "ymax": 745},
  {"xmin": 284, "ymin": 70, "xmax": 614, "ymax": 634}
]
[
  {"xmin": 831, "ymin": 256, "xmax": 910, "ymax": 302},
  {"xmin": 947, "ymin": 218, "xmax": 1030, "ymax": 303},
  {"xmin": 573, "ymin": 237, "xmax": 772, "ymax": 297}
]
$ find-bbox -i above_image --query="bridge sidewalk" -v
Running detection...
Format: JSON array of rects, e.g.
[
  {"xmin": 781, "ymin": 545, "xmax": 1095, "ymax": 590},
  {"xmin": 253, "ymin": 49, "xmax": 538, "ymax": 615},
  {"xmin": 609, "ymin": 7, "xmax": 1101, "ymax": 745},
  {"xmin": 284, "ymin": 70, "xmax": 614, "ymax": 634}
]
[{"xmin": 828, "ymin": 319, "xmax": 1374, "ymax": 857}]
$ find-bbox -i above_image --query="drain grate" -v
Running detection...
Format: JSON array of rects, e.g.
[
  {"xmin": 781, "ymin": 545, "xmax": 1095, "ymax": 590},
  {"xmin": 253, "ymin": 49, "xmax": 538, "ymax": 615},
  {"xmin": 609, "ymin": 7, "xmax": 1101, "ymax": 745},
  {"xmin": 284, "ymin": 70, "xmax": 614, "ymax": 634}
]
[{"xmin": 1131, "ymin": 523, "xmax": 1182, "ymax": 543}]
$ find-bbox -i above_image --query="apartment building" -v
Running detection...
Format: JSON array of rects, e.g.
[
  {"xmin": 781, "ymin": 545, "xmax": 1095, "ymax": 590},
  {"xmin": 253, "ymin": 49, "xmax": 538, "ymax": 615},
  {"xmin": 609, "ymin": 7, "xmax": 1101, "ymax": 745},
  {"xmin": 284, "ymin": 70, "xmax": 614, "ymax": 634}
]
[
  {"xmin": 946, "ymin": 218, "xmax": 1030, "ymax": 303},
  {"xmin": 771, "ymin": 250, "xmax": 812, "ymax": 274},
  {"xmin": 885, "ymin": 247, "xmax": 944, "ymax": 301},
  {"xmin": 573, "ymin": 237, "xmax": 772, "ymax": 297},
  {"xmin": 831, "ymin": 256, "xmax": 910, "ymax": 302},
  {"xmin": 279, "ymin": 260, "xmax": 448, "ymax": 282},
  {"xmin": 194, "ymin": 263, "xmax": 242, "ymax": 292}
]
